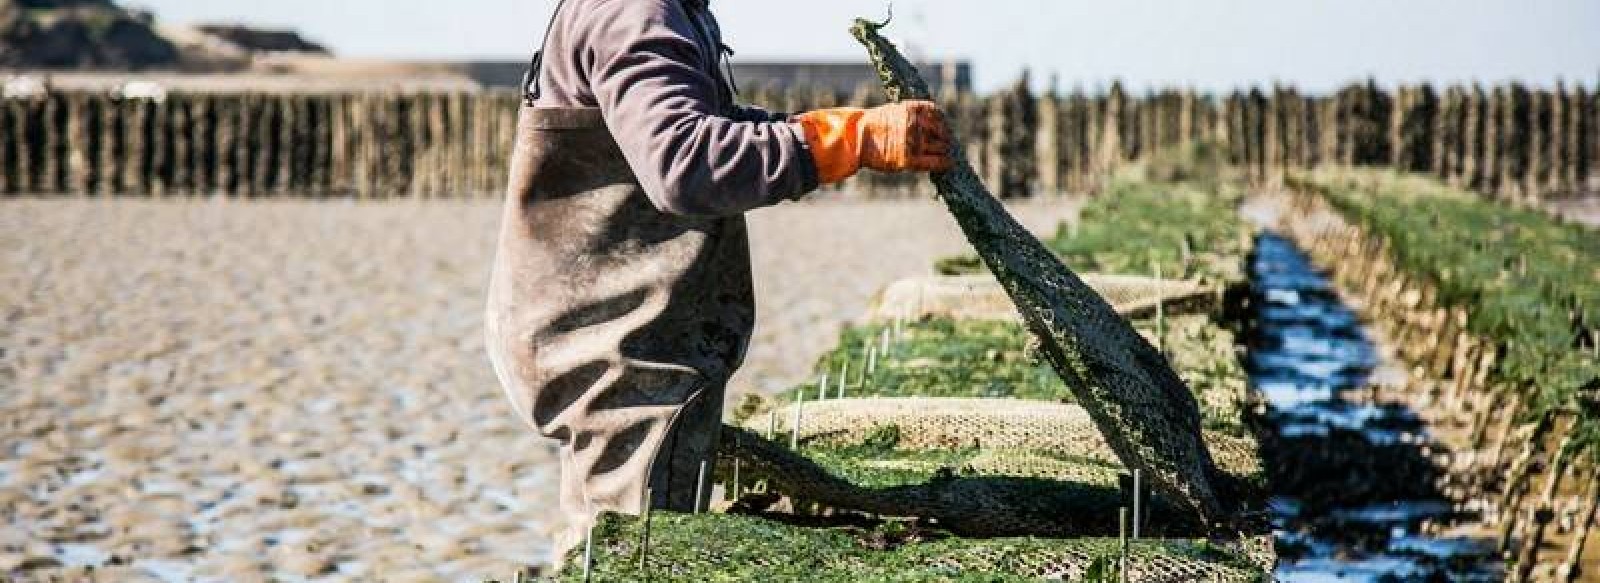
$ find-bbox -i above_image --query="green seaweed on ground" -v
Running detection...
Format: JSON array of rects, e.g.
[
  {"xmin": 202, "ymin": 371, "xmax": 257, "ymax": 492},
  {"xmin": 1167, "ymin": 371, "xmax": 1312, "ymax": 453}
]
[
  {"xmin": 783, "ymin": 314, "xmax": 1253, "ymax": 438},
  {"xmin": 1298, "ymin": 168, "xmax": 1599, "ymax": 460},
  {"xmin": 937, "ymin": 180, "xmax": 1249, "ymax": 285},
  {"xmin": 787, "ymin": 318, "xmax": 1068, "ymax": 403},
  {"xmin": 552, "ymin": 511, "xmax": 1266, "ymax": 582}
]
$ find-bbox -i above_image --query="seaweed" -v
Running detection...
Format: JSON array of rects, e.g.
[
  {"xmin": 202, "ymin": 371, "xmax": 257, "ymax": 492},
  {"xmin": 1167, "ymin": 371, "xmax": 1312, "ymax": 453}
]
[
  {"xmin": 939, "ymin": 180, "xmax": 1250, "ymax": 285},
  {"xmin": 1300, "ymin": 169, "xmax": 1600, "ymax": 460},
  {"xmin": 784, "ymin": 315, "xmax": 1252, "ymax": 438},
  {"xmin": 551, "ymin": 511, "xmax": 1265, "ymax": 582}
]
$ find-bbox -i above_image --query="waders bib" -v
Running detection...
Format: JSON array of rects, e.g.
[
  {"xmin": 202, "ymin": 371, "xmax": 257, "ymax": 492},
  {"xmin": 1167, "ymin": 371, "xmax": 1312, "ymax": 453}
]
[{"xmin": 483, "ymin": 1, "xmax": 752, "ymax": 553}]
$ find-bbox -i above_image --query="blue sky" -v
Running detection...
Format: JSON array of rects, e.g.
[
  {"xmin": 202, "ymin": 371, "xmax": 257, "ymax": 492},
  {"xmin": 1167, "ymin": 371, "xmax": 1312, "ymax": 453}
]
[{"xmin": 134, "ymin": 0, "xmax": 1599, "ymax": 93}]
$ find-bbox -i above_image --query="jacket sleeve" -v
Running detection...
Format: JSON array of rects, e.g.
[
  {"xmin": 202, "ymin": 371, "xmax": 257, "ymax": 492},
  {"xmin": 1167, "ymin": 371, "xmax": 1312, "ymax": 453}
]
[{"xmin": 583, "ymin": 0, "xmax": 819, "ymax": 217}]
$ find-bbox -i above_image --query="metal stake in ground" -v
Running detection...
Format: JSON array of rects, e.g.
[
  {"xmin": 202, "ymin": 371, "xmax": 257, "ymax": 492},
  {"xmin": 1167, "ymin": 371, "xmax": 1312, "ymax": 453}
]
[
  {"xmin": 1132, "ymin": 469, "xmax": 1142, "ymax": 540},
  {"xmin": 1154, "ymin": 262, "xmax": 1166, "ymax": 356},
  {"xmin": 582, "ymin": 522, "xmax": 595, "ymax": 583},
  {"xmin": 790, "ymin": 392, "xmax": 804, "ymax": 450},
  {"xmin": 638, "ymin": 487, "xmax": 653, "ymax": 576},
  {"xmin": 1119, "ymin": 506, "xmax": 1130, "ymax": 583},
  {"xmin": 694, "ymin": 460, "xmax": 708, "ymax": 514}
]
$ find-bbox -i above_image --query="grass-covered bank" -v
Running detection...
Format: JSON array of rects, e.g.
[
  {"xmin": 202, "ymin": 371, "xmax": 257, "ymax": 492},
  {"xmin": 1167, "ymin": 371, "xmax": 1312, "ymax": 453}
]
[
  {"xmin": 1293, "ymin": 169, "xmax": 1598, "ymax": 462},
  {"xmin": 1281, "ymin": 168, "xmax": 1599, "ymax": 581}
]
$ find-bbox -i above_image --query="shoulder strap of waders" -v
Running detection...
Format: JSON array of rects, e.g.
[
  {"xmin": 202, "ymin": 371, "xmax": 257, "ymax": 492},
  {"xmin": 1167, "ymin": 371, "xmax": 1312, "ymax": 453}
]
[{"xmin": 521, "ymin": 0, "xmax": 570, "ymax": 106}]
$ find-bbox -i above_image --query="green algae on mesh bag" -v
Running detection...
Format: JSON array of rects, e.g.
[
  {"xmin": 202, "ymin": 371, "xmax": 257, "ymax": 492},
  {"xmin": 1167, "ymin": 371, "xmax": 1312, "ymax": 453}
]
[
  {"xmin": 937, "ymin": 180, "xmax": 1249, "ymax": 284},
  {"xmin": 784, "ymin": 314, "xmax": 1253, "ymax": 439},
  {"xmin": 786, "ymin": 318, "xmax": 1068, "ymax": 403},
  {"xmin": 555, "ymin": 511, "xmax": 1266, "ymax": 582}
]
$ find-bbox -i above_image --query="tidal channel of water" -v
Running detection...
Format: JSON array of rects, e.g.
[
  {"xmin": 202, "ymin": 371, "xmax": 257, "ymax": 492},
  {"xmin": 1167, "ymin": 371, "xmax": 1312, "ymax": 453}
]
[{"xmin": 1247, "ymin": 232, "xmax": 1501, "ymax": 582}]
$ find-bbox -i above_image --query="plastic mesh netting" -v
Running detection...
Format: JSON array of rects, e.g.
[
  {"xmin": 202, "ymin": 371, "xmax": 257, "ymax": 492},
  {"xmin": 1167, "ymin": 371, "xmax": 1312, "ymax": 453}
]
[
  {"xmin": 554, "ymin": 280, "xmax": 1271, "ymax": 580},
  {"xmin": 869, "ymin": 274, "xmax": 1219, "ymax": 323},
  {"xmin": 558, "ymin": 511, "xmax": 1268, "ymax": 582}
]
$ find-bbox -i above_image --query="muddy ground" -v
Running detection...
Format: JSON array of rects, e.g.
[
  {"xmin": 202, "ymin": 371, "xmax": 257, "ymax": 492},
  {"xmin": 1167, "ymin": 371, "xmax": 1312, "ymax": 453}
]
[{"xmin": 0, "ymin": 193, "xmax": 1076, "ymax": 581}]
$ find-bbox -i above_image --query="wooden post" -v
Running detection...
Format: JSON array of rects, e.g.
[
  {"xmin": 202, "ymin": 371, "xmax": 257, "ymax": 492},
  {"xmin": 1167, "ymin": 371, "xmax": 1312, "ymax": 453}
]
[
  {"xmin": 94, "ymin": 93, "xmax": 116, "ymax": 196},
  {"xmin": 173, "ymin": 94, "xmax": 193, "ymax": 194},
  {"xmin": 470, "ymin": 93, "xmax": 489, "ymax": 196},
  {"xmin": 247, "ymin": 93, "xmax": 269, "ymax": 197},
  {"xmin": 983, "ymin": 88, "xmax": 1007, "ymax": 195},
  {"xmin": 1316, "ymin": 95, "xmax": 1338, "ymax": 168},
  {"xmin": 1511, "ymin": 434, "xmax": 1572, "ymax": 582},
  {"xmin": 1563, "ymin": 84, "xmax": 1585, "ymax": 194},
  {"xmin": 1462, "ymin": 85, "xmax": 1483, "ymax": 189},
  {"xmin": 1433, "ymin": 86, "xmax": 1457, "ymax": 181},
  {"xmin": 314, "ymin": 96, "xmax": 333, "ymax": 196},
  {"xmin": 356, "ymin": 94, "xmax": 375, "ymax": 198},
  {"xmin": 272, "ymin": 95, "xmax": 292, "ymax": 195},
  {"xmin": 392, "ymin": 94, "xmax": 413, "ymax": 198},
  {"xmin": 1483, "ymin": 86, "xmax": 1503, "ymax": 197},
  {"xmin": 1063, "ymin": 91, "xmax": 1085, "ymax": 192},
  {"xmin": 41, "ymin": 93, "xmax": 62, "ymax": 194},
  {"xmin": 1098, "ymin": 81, "xmax": 1126, "ymax": 176},
  {"xmin": 149, "ymin": 95, "xmax": 170, "ymax": 197},
  {"xmin": 287, "ymin": 94, "xmax": 304, "ymax": 194},
  {"xmin": 1247, "ymin": 87, "xmax": 1267, "ymax": 181},
  {"xmin": 428, "ymin": 92, "xmax": 448, "ymax": 197},
  {"xmin": 1546, "ymin": 84, "xmax": 1566, "ymax": 195},
  {"xmin": 64, "ymin": 92, "xmax": 89, "ymax": 194},
  {"xmin": 1525, "ymin": 87, "xmax": 1548, "ymax": 203},
  {"xmin": 1036, "ymin": 81, "xmax": 1061, "ymax": 196},
  {"xmin": 1499, "ymin": 84, "xmax": 1525, "ymax": 201},
  {"xmin": 1334, "ymin": 85, "xmax": 1354, "ymax": 167},
  {"xmin": 220, "ymin": 95, "xmax": 241, "ymax": 196},
  {"xmin": 122, "ymin": 98, "xmax": 145, "ymax": 195},
  {"xmin": 5, "ymin": 99, "xmax": 27, "ymax": 193},
  {"xmin": 1264, "ymin": 85, "xmax": 1282, "ymax": 183},
  {"xmin": 1387, "ymin": 85, "xmax": 1408, "ymax": 171},
  {"xmin": 184, "ymin": 95, "xmax": 204, "ymax": 195},
  {"xmin": 1556, "ymin": 468, "xmax": 1598, "ymax": 582},
  {"xmin": 451, "ymin": 91, "xmax": 469, "ymax": 196},
  {"xmin": 0, "ymin": 96, "xmax": 10, "ymax": 194}
]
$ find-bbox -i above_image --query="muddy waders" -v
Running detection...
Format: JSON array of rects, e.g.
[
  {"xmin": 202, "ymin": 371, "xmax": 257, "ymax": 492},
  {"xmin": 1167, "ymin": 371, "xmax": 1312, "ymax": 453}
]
[{"xmin": 485, "ymin": 70, "xmax": 754, "ymax": 569}]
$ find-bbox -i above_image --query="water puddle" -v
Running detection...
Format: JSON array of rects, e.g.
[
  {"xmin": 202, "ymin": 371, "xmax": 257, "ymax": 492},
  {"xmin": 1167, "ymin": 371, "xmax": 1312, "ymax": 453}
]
[{"xmin": 1246, "ymin": 232, "xmax": 1501, "ymax": 582}]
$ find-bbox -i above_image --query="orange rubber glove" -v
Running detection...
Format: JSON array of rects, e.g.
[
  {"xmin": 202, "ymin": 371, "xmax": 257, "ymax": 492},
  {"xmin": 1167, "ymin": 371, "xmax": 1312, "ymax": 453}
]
[{"xmin": 796, "ymin": 100, "xmax": 954, "ymax": 184}]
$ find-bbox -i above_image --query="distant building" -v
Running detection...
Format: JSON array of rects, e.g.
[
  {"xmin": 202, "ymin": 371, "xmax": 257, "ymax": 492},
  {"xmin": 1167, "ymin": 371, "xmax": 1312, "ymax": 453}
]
[
  {"xmin": 453, "ymin": 59, "xmax": 973, "ymax": 95},
  {"xmin": 193, "ymin": 25, "xmax": 330, "ymax": 56}
]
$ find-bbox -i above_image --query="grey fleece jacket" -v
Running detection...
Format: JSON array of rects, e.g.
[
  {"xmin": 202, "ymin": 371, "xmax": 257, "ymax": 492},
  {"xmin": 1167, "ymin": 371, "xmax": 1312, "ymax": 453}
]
[{"xmin": 532, "ymin": 0, "xmax": 819, "ymax": 216}]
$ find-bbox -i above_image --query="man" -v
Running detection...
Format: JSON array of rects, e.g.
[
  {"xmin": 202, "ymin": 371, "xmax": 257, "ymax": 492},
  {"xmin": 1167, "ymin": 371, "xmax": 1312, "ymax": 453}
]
[{"xmin": 484, "ymin": 0, "xmax": 952, "ymax": 561}]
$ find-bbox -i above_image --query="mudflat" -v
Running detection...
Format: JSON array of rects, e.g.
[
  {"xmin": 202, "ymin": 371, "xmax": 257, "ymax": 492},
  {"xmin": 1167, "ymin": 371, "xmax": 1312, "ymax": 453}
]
[{"xmin": 0, "ymin": 193, "xmax": 1075, "ymax": 580}]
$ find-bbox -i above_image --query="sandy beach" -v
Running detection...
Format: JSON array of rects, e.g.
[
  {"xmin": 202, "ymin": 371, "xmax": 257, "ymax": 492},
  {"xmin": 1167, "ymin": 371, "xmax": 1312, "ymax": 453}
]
[{"xmin": 0, "ymin": 193, "xmax": 1077, "ymax": 581}]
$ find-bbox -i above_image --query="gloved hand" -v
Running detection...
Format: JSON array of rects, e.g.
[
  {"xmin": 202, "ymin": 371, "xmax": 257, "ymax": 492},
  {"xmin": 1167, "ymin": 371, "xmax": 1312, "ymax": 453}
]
[{"xmin": 796, "ymin": 100, "xmax": 954, "ymax": 184}]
